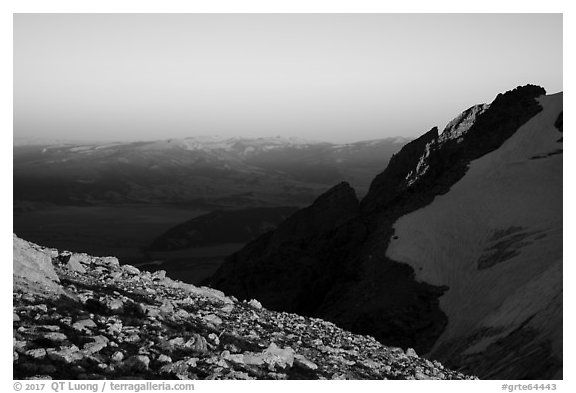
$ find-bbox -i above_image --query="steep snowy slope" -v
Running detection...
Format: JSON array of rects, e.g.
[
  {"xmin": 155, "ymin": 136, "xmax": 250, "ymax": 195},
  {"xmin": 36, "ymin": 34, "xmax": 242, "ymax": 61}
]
[{"xmin": 386, "ymin": 93, "xmax": 562, "ymax": 378}]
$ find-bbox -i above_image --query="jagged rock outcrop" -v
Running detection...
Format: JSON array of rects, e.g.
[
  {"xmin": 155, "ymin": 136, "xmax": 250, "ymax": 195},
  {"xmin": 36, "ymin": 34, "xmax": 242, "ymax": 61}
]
[
  {"xmin": 208, "ymin": 85, "xmax": 562, "ymax": 379},
  {"xmin": 12, "ymin": 237, "xmax": 473, "ymax": 380},
  {"xmin": 361, "ymin": 127, "xmax": 439, "ymax": 212},
  {"xmin": 438, "ymin": 103, "xmax": 490, "ymax": 143}
]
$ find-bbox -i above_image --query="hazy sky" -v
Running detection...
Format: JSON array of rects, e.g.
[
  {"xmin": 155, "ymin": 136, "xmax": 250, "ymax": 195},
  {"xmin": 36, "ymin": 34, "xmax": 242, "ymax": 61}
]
[{"xmin": 14, "ymin": 13, "xmax": 562, "ymax": 144}]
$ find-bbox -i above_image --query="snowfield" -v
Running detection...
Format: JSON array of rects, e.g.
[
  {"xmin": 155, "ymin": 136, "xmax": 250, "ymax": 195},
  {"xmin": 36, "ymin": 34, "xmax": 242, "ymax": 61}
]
[{"xmin": 385, "ymin": 93, "xmax": 562, "ymax": 376}]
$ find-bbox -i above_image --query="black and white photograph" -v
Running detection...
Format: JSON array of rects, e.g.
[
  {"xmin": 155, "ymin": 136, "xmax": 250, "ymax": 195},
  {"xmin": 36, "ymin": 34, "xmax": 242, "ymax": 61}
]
[{"xmin": 8, "ymin": 5, "xmax": 567, "ymax": 387}]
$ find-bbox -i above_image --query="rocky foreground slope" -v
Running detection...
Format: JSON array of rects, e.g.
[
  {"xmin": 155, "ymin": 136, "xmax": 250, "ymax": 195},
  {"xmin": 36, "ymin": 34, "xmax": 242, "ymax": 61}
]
[{"xmin": 13, "ymin": 235, "xmax": 474, "ymax": 380}]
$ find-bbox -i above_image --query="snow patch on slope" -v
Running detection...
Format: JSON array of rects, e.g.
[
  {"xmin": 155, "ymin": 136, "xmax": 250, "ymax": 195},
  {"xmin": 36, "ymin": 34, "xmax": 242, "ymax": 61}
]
[{"xmin": 178, "ymin": 136, "xmax": 320, "ymax": 153}]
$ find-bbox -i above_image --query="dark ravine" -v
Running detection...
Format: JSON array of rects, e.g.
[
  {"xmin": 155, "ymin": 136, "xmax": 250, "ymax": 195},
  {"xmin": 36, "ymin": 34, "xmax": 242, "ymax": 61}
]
[
  {"xmin": 208, "ymin": 85, "xmax": 560, "ymax": 379},
  {"xmin": 13, "ymin": 235, "xmax": 475, "ymax": 380}
]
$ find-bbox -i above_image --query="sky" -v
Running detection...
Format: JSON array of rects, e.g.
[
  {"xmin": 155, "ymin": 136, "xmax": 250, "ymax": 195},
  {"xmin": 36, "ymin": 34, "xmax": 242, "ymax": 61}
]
[{"xmin": 13, "ymin": 13, "xmax": 563, "ymax": 144}]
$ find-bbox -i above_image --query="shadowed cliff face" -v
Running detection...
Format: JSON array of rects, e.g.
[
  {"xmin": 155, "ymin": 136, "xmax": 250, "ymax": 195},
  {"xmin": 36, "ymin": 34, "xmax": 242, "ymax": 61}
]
[
  {"xmin": 210, "ymin": 182, "xmax": 362, "ymax": 314},
  {"xmin": 209, "ymin": 85, "xmax": 558, "ymax": 378}
]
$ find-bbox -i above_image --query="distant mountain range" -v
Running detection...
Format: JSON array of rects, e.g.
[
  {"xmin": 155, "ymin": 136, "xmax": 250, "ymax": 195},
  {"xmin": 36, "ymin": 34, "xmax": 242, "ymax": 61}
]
[{"xmin": 14, "ymin": 136, "xmax": 410, "ymax": 210}]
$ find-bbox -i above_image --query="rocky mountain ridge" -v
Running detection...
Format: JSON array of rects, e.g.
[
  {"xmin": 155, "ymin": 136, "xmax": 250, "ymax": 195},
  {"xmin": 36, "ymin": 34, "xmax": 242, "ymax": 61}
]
[
  {"xmin": 13, "ymin": 235, "xmax": 474, "ymax": 380},
  {"xmin": 208, "ymin": 85, "xmax": 563, "ymax": 379}
]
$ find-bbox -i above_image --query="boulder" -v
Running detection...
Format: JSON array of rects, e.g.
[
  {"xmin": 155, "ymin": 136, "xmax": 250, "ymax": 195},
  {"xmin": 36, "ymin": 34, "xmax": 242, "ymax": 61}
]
[
  {"xmin": 13, "ymin": 235, "xmax": 60, "ymax": 293},
  {"xmin": 248, "ymin": 299, "xmax": 263, "ymax": 310},
  {"xmin": 121, "ymin": 265, "xmax": 140, "ymax": 275},
  {"xmin": 65, "ymin": 254, "xmax": 88, "ymax": 273},
  {"xmin": 72, "ymin": 318, "xmax": 97, "ymax": 332},
  {"xmin": 47, "ymin": 345, "xmax": 83, "ymax": 364}
]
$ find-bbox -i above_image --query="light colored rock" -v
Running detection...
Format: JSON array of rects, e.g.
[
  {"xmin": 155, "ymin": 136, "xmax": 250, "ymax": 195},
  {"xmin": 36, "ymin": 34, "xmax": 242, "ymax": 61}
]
[
  {"xmin": 25, "ymin": 348, "xmax": 47, "ymax": 359},
  {"xmin": 242, "ymin": 353, "xmax": 265, "ymax": 366},
  {"xmin": 111, "ymin": 351, "xmax": 124, "ymax": 362},
  {"xmin": 184, "ymin": 334, "xmax": 208, "ymax": 353},
  {"xmin": 160, "ymin": 359, "xmax": 196, "ymax": 379},
  {"xmin": 47, "ymin": 345, "xmax": 83, "ymax": 363},
  {"xmin": 203, "ymin": 314, "xmax": 223, "ymax": 326},
  {"xmin": 72, "ymin": 318, "xmax": 97, "ymax": 332},
  {"xmin": 98, "ymin": 256, "xmax": 120, "ymax": 269},
  {"xmin": 294, "ymin": 354, "xmax": 318, "ymax": 370},
  {"xmin": 208, "ymin": 333, "xmax": 220, "ymax": 345},
  {"xmin": 46, "ymin": 249, "xmax": 59, "ymax": 258},
  {"xmin": 157, "ymin": 354, "xmax": 172, "ymax": 364},
  {"xmin": 83, "ymin": 335, "xmax": 109, "ymax": 355},
  {"xmin": 94, "ymin": 266, "xmax": 107, "ymax": 274},
  {"xmin": 262, "ymin": 343, "xmax": 294, "ymax": 369},
  {"xmin": 227, "ymin": 371, "xmax": 253, "ymax": 380},
  {"xmin": 405, "ymin": 348, "xmax": 418, "ymax": 357},
  {"xmin": 168, "ymin": 337, "xmax": 185, "ymax": 348},
  {"xmin": 32, "ymin": 304, "xmax": 48, "ymax": 313},
  {"xmin": 106, "ymin": 320, "xmax": 123, "ymax": 335},
  {"xmin": 248, "ymin": 299, "xmax": 263, "ymax": 309},
  {"xmin": 226, "ymin": 343, "xmax": 295, "ymax": 370},
  {"xmin": 13, "ymin": 235, "xmax": 61, "ymax": 293},
  {"xmin": 66, "ymin": 254, "xmax": 89, "ymax": 273},
  {"xmin": 14, "ymin": 339, "xmax": 27, "ymax": 352},
  {"xmin": 123, "ymin": 333, "xmax": 140, "ymax": 343},
  {"xmin": 107, "ymin": 299, "xmax": 124, "ymax": 313},
  {"xmin": 44, "ymin": 332, "xmax": 67, "ymax": 342},
  {"xmin": 159, "ymin": 301, "xmax": 174, "ymax": 314},
  {"xmin": 141, "ymin": 304, "xmax": 161, "ymax": 318},
  {"xmin": 121, "ymin": 265, "xmax": 140, "ymax": 275},
  {"xmin": 161, "ymin": 278, "xmax": 233, "ymax": 304},
  {"xmin": 415, "ymin": 371, "xmax": 433, "ymax": 380},
  {"xmin": 175, "ymin": 309, "xmax": 190, "ymax": 319},
  {"xmin": 361, "ymin": 359, "xmax": 380, "ymax": 369},
  {"xmin": 39, "ymin": 325, "xmax": 60, "ymax": 332}
]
